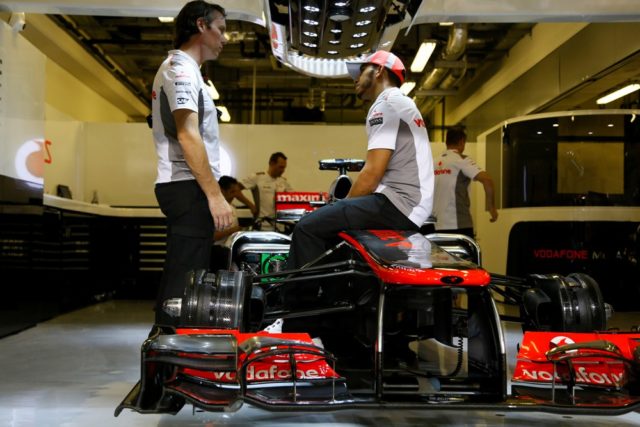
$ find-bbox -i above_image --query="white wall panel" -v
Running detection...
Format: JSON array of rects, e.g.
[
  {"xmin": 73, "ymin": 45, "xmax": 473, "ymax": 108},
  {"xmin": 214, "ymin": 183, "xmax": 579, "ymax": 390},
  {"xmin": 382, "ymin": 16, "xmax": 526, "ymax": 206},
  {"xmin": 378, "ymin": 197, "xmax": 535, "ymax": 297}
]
[
  {"xmin": 46, "ymin": 59, "xmax": 129, "ymax": 122},
  {"xmin": 0, "ymin": 20, "xmax": 45, "ymax": 183},
  {"xmin": 83, "ymin": 122, "xmax": 155, "ymax": 206},
  {"xmin": 43, "ymin": 120, "xmax": 85, "ymax": 198}
]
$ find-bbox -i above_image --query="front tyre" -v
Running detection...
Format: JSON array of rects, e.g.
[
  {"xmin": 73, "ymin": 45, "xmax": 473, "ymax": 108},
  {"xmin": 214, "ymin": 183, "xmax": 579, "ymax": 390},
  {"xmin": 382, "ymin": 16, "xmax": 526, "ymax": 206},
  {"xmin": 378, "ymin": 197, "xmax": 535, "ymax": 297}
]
[
  {"xmin": 522, "ymin": 273, "xmax": 607, "ymax": 332},
  {"xmin": 179, "ymin": 269, "xmax": 253, "ymax": 331}
]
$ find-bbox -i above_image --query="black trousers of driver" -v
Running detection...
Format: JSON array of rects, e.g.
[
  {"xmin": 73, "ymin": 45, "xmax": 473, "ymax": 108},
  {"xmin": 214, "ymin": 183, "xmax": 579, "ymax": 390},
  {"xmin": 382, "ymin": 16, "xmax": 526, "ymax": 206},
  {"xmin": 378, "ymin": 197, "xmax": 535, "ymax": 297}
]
[
  {"xmin": 287, "ymin": 193, "xmax": 418, "ymax": 269},
  {"xmin": 154, "ymin": 179, "xmax": 214, "ymax": 326}
]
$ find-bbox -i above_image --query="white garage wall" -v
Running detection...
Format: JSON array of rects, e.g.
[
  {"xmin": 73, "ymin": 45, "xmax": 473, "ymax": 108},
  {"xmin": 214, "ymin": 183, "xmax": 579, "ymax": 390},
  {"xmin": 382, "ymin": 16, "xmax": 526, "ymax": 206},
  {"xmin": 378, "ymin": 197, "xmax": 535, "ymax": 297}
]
[
  {"xmin": 45, "ymin": 58, "xmax": 130, "ymax": 123},
  {"xmin": 43, "ymin": 120, "xmax": 85, "ymax": 198}
]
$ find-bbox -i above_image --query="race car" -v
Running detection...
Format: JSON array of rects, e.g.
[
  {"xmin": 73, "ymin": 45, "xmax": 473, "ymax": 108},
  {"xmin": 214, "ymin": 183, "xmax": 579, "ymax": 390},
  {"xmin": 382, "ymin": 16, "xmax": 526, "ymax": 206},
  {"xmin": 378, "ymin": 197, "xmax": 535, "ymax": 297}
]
[{"xmin": 116, "ymin": 160, "xmax": 640, "ymax": 417}]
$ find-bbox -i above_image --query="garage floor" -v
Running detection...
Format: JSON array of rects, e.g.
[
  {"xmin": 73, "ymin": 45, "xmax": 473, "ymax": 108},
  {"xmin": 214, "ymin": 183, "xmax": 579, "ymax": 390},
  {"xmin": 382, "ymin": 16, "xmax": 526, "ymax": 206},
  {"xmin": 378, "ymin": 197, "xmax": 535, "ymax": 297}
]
[{"xmin": 1, "ymin": 300, "xmax": 639, "ymax": 427}]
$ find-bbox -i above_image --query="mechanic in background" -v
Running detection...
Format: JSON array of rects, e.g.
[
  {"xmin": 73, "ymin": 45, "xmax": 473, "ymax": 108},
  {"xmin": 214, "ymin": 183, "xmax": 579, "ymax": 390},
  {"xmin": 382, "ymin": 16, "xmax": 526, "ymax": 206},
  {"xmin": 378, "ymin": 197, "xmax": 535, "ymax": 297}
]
[
  {"xmin": 213, "ymin": 176, "xmax": 243, "ymax": 244},
  {"xmin": 152, "ymin": 1, "xmax": 233, "ymax": 326},
  {"xmin": 287, "ymin": 51, "xmax": 434, "ymax": 269},
  {"xmin": 210, "ymin": 175, "xmax": 244, "ymax": 271},
  {"xmin": 241, "ymin": 152, "xmax": 292, "ymax": 230},
  {"xmin": 432, "ymin": 127, "xmax": 498, "ymax": 238}
]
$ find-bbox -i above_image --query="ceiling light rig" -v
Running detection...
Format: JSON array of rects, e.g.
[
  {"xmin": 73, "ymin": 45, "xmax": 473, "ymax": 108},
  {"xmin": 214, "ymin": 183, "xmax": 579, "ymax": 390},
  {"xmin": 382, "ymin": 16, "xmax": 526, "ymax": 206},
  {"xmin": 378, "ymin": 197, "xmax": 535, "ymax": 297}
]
[
  {"xmin": 267, "ymin": 0, "xmax": 413, "ymax": 76},
  {"xmin": 291, "ymin": 0, "xmax": 388, "ymax": 58}
]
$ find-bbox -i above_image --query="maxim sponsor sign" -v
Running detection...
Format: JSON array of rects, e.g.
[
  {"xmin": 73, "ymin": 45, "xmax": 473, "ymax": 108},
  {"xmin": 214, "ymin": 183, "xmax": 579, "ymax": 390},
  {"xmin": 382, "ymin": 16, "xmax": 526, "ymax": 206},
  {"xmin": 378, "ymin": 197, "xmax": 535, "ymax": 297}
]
[
  {"xmin": 276, "ymin": 192, "xmax": 327, "ymax": 203},
  {"xmin": 275, "ymin": 191, "xmax": 328, "ymax": 212}
]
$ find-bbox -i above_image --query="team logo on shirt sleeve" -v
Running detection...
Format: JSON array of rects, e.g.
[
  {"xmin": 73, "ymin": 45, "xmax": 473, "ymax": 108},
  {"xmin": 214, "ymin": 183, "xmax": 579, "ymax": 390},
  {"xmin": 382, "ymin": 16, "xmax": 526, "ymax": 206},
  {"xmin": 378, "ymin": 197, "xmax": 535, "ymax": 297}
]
[
  {"xmin": 434, "ymin": 160, "xmax": 451, "ymax": 175},
  {"xmin": 369, "ymin": 111, "xmax": 384, "ymax": 126}
]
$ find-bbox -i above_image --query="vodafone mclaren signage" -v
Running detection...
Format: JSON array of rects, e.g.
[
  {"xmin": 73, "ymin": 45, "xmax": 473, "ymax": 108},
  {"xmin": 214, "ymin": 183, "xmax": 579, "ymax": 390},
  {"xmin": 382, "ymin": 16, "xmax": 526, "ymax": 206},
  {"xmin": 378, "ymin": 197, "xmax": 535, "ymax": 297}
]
[
  {"xmin": 532, "ymin": 248, "xmax": 589, "ymax": 260},
  {"xmin": 512, "ymin": 332, "xmax": 635, "ymax": 388},
  {"xmin": 188, "ymin": 362, "xmax": 335, "ymax": 383}
]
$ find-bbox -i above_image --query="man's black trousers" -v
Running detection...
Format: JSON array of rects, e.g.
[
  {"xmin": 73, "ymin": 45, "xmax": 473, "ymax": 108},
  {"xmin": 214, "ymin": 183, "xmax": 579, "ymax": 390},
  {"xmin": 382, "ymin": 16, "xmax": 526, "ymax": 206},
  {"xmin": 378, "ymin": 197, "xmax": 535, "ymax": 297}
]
[
  {"xmin": 287, "ymin": 193, "xmax": 418, "ymax": 269},
  {"xmin": 154, "ymin": 180, "xmax": 213, "ymax": 325}
]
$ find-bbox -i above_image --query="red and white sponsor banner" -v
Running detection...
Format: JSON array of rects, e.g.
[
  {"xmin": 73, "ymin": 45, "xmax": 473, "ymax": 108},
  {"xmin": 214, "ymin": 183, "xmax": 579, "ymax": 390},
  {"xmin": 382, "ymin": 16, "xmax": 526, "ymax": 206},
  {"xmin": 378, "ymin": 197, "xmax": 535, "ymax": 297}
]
[
  {"xmin": 175, "ymin": 329, "xmax": 338, "ymax": 384},
  {"xmin": 275, "ymin": 191, "xmax": 328, "ymax": 212},
  {"xmin": 513, "ymin": 331, "xmax": 640, "ymax": 388}
]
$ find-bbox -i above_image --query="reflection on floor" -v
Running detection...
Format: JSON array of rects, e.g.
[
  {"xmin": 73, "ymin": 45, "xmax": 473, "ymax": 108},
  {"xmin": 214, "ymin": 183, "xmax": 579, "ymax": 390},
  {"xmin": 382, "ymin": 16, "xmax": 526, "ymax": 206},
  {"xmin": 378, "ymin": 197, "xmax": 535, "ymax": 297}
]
[{"xmin": 0, "ymin": 300, "xmax": 639, "ymax": 427}]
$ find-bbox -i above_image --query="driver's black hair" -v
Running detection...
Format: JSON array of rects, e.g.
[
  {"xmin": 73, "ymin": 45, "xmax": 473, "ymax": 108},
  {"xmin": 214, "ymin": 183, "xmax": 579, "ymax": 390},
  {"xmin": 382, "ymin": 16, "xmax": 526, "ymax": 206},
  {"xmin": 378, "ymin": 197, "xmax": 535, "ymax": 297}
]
[
  {"xmin": 218, "ymin": 175, "xmax": 238, "ymax": 191},
  {"xmin": 269, "ymin": 152, "xmax": 287, "ymax": 164},
  {"xmin": 385, "ymin": 67, "xmax": 402, "ymax": 88},
  {"xmin": 446, "ymin": 127, "xmax": 467, "ymax": 146},
  {"xmin": 173, "ymin": 1, "xmax": 226, "ymax": 49}
]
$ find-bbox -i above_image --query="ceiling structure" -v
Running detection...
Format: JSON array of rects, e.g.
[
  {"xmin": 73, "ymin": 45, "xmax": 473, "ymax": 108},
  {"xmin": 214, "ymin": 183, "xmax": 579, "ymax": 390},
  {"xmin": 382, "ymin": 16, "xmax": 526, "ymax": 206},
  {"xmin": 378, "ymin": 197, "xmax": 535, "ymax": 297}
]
[
  {"xmin": 2, "ymin": 0, "xmax": 640, "ymax": 130},
  {"xmin": 46, "ymin": 12, "xmax": 535, "ymax": 125}
]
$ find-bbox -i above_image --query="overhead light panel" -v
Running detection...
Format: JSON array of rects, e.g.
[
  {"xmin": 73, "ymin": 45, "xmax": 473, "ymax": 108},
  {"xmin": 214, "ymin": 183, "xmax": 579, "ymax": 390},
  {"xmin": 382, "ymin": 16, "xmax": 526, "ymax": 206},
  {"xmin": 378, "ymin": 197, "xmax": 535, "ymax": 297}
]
[
  {"xmin": 410, "ymin": 41, "xmax": 437, "ymax": 73},
  {"xmin": 596, "ymin": 83, "xmax": 640, "ymax": 105},
  {"xmin": 206, "ymin": 79, "xmax": 220, "ymax": 100},
  {"xmin": 400, "ymin": 81, "xmax": 416, "ymax": 95},
  {"xmin": 158, "ymin": 16, "xmax": 174, "ymax": 23},
  {"xmin": 217, "ymin": 106, "xmax": 231, "ymax": 122}
]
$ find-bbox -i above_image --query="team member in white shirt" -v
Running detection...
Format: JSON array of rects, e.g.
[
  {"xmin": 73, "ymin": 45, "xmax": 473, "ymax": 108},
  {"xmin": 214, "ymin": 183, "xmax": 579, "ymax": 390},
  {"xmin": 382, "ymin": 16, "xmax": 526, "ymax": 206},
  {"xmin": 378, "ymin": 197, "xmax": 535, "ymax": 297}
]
[
  {"xmin": 151, "ymin": 1, "xmax": 233, "ymax": 326},
  {"xmin": 287, "ymin": 51, "xmax": 434, "ymax": 269},
  {"xmin": 432, "ymin": 127, "xmax": 498, "ymax": 238},
  {"xmin": 241, "ymin": 152, "xmax": 292, "ymax": 230}
]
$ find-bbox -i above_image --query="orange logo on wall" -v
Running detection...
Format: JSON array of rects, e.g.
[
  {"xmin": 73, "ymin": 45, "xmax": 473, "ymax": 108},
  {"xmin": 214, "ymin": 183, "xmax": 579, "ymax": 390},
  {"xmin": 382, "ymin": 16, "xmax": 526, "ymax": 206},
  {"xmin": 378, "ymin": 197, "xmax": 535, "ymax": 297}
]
[{"xmin": 15, "ymin": 139, "xmax": 52, "ymax": 184}]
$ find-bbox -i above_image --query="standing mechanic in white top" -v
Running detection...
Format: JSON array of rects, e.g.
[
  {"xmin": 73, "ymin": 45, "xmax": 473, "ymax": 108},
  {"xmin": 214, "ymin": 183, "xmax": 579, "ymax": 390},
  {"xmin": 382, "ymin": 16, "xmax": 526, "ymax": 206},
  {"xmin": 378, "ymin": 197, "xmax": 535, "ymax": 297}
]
[
  {"xmin": 151, "ymin": 1, "xmax": 233, "ymax": 326},
  {"xmin": 241, "ymin": 152, "xmax": 293, "ymax": 230},
  {"xmin": 432, "ymin": 127, "xmax": 498, "ymax": 238},
  {"xmin": 287, "ymin": 51, "xmax": 434, "ymax": 269}
]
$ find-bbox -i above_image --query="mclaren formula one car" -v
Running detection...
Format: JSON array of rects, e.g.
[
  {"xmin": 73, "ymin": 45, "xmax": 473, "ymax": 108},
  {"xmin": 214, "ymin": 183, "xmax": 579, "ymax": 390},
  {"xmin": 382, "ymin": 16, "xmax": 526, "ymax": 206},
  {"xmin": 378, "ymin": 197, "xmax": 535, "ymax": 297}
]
[{"xmin": 116, "ymin": 160, "xmax": 640, "ymax": 417}]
